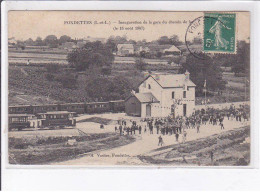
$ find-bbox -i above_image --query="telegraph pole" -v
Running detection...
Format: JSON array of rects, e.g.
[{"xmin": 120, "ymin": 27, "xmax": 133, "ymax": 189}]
[
  {"xmin": 245, "ymin": 76, "xmax": 247, "ymax": 101},
  {"xmin": 204, "ymin": 79, "xmax": 207, "ymax": 108}
]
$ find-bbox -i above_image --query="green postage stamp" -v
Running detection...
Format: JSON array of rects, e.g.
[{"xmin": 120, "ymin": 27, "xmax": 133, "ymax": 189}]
[{"xmin": 204, "ymin": 13, "xmax": 236, "ymax": 53}]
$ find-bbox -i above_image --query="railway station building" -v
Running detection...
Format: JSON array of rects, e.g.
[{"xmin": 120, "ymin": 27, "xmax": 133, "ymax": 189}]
[{"xmin": 125, "ymin": 71, "xmax": 196, "ymax": 118}]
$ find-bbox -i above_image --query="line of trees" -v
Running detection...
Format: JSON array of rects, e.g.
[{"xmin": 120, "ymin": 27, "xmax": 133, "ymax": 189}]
[{"xmin": 21, "ymin": 35, "xmax": 75, "ymax": 48}]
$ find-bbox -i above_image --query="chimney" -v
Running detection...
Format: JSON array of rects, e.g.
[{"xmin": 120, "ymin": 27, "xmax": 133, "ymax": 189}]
[
  {"xmin": 155, "ymin": 74, "xmax": 160, "ymax": 81},
  {"xmin": 185, "ymin": 70, "xmax": 190, "ymax": 80},
  {"xmin": 131, "ymin": 90, "xmax": 136, "ymax": 95}
]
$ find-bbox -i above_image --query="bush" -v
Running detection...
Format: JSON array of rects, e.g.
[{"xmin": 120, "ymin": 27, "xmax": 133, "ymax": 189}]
[
  {"xmin": 14, "ymin": 144, "xmax": 28, "ymax": 149},
  {"xmin": 46, "ymin": 63, "xmax": 60, "ymax": 73},
  {"xmin": 55, "ymin": 73, "xmax": 77, "ymax": 89},
  {"xmin": 101, "ymin": 66, "xmax": 112, "ymax": 76},
  {"xmin": 135, "ymin": 58, "xmax": 147, "ymax": 71},
  {"xmin": 45, "ymin": 73, "xmax": 55, "ymax": 81}
]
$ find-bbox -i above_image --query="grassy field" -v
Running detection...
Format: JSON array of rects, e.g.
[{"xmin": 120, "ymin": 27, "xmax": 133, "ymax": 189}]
[
  {"xmin": 9, "ymin": 48, "xmax": 172, "ymax": 65},
  {"xmin": 9, "ymin": 49, "xmax": 69, "ymax": 64},
  {"xmin": 9, "ymin": 132, "xmax": 135, "ymax": 165},
  {"xmin": 138, "ymin": 126, "xmax": 250, "ymax": 166}
]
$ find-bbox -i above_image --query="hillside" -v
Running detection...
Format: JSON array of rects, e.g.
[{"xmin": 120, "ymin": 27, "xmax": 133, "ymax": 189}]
[{"xmin": 8, "ymin": 65, "xmax": 145, "ymax": 105}]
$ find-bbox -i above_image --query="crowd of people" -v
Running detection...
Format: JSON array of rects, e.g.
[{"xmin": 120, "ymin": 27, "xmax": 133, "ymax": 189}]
[{"xmin": 114, "ymin": 104, "xmax": 250, "ymax": 146}]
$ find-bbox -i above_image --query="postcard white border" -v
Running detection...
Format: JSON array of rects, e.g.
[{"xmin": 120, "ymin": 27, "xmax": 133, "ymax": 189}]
[{"xmin": 1, "ymin": 0, "xmax": 260, "ymax": 190}]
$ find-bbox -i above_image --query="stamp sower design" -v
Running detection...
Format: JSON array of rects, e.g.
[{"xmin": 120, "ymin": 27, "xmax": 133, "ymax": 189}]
[{"xmin": 204, "ymin": 13, "xmax": 236, "ymax": 53}]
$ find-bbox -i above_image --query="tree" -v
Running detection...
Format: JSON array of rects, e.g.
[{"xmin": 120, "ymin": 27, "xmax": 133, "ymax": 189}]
[
  {"xmin": 231, "ymin": 41, "xmax": 250, "ymax": 77},
  {"xmin": 85, "ymin": 76, "xmax": 132, "ymax": 101},
  {"xmin": 106, "ymin": 37, "xmax": 118, "ymax": 53},
  {"xmin": 114, "ymin": 35, "xmax": 127, "ymax": 44},
  {"xmin": 156, "ymin": 52, "xmax": 163, "ymax": 58},
  {"xmin": 44, "ymin": 35, "xmax": 58, "ymax": 48},
  {"xmin": 158, "ymin": 35, "xmax": 182, "ymax": 45},
  {"xmin": 67, "ymin": 41, "xmax": 114, "ymax": 72},
  {"xmin": 213, "ymin": 41, "xmax": 250, "ymax": 77},
  {"xmin": 59, "ymin": 35, "xmax": 72, "ymax": 45},
  {"xmin": 181, "ymin": 53, "xmax": 226, "ymax": 95},
  {"xmin": 128, "ymin": 39, "xmax": 137, "ymax": 45},
  {"xmin": 193, "ymin": 37, "xmax": 202, "ymax": 44},
  {"xmin": 16, "ymin": 40, "xmax": 26, "ymax": 50},
  {"xmin": 35, "ymin": 37, "xmax": 44, "ymax": 46},
  {"xmin": 140, "ymin": 51, "xmax": 146, "ymax": 58},
  {"xmin": 158, "ymin": 36, "xmax": 171, "ymax": 45},
  {"xmin": 170, "ymin": 35, "xmax": 182, "ymax": 46},
  {"xmin": 168, "ymin": 56, "xmax": 182, "ymax": 65},
  {"xmin": 135, "ymin": 58, "xmax": 147, "ymax": 71},
  {"xmin": 232, "ymin": 64, "xmax": 245, "ymax": 76},
  {"xmin": 24, "ymin": 38, "xmax": 34, "ymax": 46}
]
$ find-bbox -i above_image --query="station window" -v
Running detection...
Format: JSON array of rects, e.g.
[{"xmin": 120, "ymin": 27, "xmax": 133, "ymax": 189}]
[
  {"xmin": 172, "ymin": 92, "xmax": 175, "ymax": 99},
  {"xmin": 183, "ymin": 91, "xmax": 186, "ymax": 98},
  {"xmin": 148, "ymin": 84, "xmax": 151, "ymax": 89}
]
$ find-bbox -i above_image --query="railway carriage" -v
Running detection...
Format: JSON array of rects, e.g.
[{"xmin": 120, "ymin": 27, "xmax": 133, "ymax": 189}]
[
  {"xmin": 86, "ymin": 102, "xmax": 110, "ymax": 114},
  {"xmin": 8, "ymin": 114, "xmax": 35, "ymax": 130},
  {"xmin": 37, "ymin": 111, "xmax": 76, "ymax": 128},
  {"xmin": 9, "ymin": 100, "xmax": 126, "ymax": 115},
  {"xmin": 30, "ymin": 104, "xmax": 59, "ymax": 114},
  {"xmin": 9, "ymin": 105, "xmax": 32, "ymax": 114},
  {"xmin": 31, "ymin": 105, "xmax": 47, "ymax": 114},
  {"xmin": 109, "ymin": 100, "xmax": 125, "ymax": 112},
  {"xmin": 59, "ymin": 103, "xmax": 85, "ymax": 114}
]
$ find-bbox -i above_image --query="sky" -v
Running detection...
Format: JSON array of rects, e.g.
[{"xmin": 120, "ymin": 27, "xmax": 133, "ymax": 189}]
[{"xmin": 8, "ymin": 11, "xmax": 250, "ymax": 42}]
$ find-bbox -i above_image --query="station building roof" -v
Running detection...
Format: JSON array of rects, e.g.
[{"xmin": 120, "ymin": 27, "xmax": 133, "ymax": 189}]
[
  {"xmin": 139, "ymin": 73, "xmax": 196, "ymax": 88},
  {"xmin": 151, "ymin": 73, "xmax": 196, "ymax": 88},
  {"xmin": 133, "ymin": 92, "xmax": 159, "ymax": 103}
]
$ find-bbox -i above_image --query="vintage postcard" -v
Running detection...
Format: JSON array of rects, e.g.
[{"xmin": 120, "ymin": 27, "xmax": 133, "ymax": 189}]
[{"xmin": 7, "ymin": 11, "xmax": 250, "ymax": 166}]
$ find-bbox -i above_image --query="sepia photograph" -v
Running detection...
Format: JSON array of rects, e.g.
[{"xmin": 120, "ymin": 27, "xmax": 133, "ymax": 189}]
[{"xmin": 7, "ymin": 11, "xmax": 250, "ymax": 166}]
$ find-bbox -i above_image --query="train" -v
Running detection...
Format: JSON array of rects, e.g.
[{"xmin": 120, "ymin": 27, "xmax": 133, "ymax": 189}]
[
  {"xmin": 9, "ymin": 111, "xmax": 76, "ymax": 131},
  {"xmin": 8, "ymin": 100, "xmax": 125, "ymax": 115}
]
